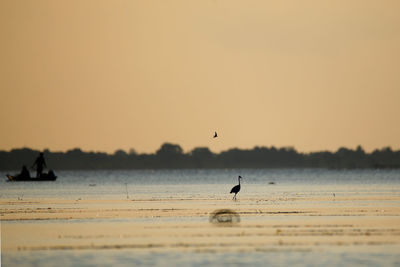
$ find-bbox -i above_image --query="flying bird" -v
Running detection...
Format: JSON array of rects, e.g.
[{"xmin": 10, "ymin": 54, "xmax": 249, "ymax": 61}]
[
  {"xmin": 213, "ymin": 131, "xmax": 218, "ymax": 138},
  {"xmin": 230, "ymin": 176, "xmax": 242, "ymax": 201}
]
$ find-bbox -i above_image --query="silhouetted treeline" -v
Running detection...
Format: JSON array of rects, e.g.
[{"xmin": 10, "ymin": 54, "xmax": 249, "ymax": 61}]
[{"xmin": 1, "ymin": 144, "xmax": 399, "ymax": 170}]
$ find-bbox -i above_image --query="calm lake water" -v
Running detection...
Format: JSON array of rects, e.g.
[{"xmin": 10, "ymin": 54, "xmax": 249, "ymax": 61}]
[
  {"xmin": 1, "ymin": 169, "xmax": 399, "ymax": 200},
  {"xmin": 2, "ymin": 169, "xmax": 400, "ymax": 267}
]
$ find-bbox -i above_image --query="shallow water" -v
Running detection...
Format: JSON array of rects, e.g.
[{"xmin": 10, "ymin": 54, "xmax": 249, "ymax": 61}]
[
  {"xmin": 4, "ymin": 248, "xmax": 400, "ymax": 267},
  {"xmin": 1, "ymin": 169, "xmax": 400, "ymax": 266}
]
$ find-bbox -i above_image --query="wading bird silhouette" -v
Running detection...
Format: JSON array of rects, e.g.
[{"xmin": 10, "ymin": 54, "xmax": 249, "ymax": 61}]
[{"xmin": 230, "ymin": 175, "xmax": 242, "ymax": 201}]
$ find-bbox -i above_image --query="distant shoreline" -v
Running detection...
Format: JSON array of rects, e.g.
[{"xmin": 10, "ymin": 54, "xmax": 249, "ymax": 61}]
[{"xmin": 1, "ymin": 143, "xmax": 399, "ymax": 170}]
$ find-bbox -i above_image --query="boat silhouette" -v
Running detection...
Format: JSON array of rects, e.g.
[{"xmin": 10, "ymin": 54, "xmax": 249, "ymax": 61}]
[{"xmin": 6, "ymin": 170, "xmax": 57, "ymax": 181}]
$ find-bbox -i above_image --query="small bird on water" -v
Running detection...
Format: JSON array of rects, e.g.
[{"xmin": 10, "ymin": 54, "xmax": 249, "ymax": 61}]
[
  {"xmin": 213, "ymin": 131, "xmax": 218, "ymax": 138},
  {"xmin": 230, "ymin": 176, "xmax": 242, "ymax": 201}
]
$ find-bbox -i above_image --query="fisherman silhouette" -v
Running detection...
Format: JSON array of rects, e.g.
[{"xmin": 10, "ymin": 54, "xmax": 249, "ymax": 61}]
[
  {"xmin": 19, "ymin": 165, "xmax": 30, "ymax": 179},
  {"xmin": 32, "ymin": 152, "xmax": 47, "ymax": 178}
]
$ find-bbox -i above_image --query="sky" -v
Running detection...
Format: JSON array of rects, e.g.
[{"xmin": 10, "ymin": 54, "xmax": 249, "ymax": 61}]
[{"xmin": 1, "ymin": 0, "xmax": 399, "ymax": 154}]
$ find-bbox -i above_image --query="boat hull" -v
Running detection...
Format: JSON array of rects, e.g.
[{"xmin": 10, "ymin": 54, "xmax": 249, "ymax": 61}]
[{"xmin": 6, "ymin": 175, "xmax": 57, "ymax": 181}]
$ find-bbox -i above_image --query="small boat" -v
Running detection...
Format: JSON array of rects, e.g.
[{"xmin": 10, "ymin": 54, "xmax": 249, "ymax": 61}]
[{"xmin": 6, "ymin": 170, "xmax": 57, "ymax": 181}]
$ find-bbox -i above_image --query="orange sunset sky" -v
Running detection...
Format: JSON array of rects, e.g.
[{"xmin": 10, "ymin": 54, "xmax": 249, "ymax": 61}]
[{"xmin": 1, "ymin": 0, "xmax": 399, "ymax": 154}]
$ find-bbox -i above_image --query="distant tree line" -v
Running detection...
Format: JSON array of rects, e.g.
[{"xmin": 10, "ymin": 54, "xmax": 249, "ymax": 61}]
[{"xmin": 0, "ymin": 143, "xmax": 399, "ymax": 170}]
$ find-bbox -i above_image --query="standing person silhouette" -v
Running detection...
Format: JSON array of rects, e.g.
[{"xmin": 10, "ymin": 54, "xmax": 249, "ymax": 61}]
[{"xmin": 32, "ymin": 152, "xmax": 47, "ymax": 178}]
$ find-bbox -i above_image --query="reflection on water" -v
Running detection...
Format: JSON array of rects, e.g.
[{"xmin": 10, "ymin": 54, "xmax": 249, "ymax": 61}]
[
  {"xmin": 1, "ymin": 169, "xmax": 400, "ymax": 267},
  {"xmin": 4, "ymin": 248, "xmax": 400, "ymax": 267}
]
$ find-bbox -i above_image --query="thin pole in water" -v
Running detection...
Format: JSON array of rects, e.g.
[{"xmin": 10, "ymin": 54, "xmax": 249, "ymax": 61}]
[{"xmin": 125, "ymin": 183, "xmax": 129, "ymax": 199}]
